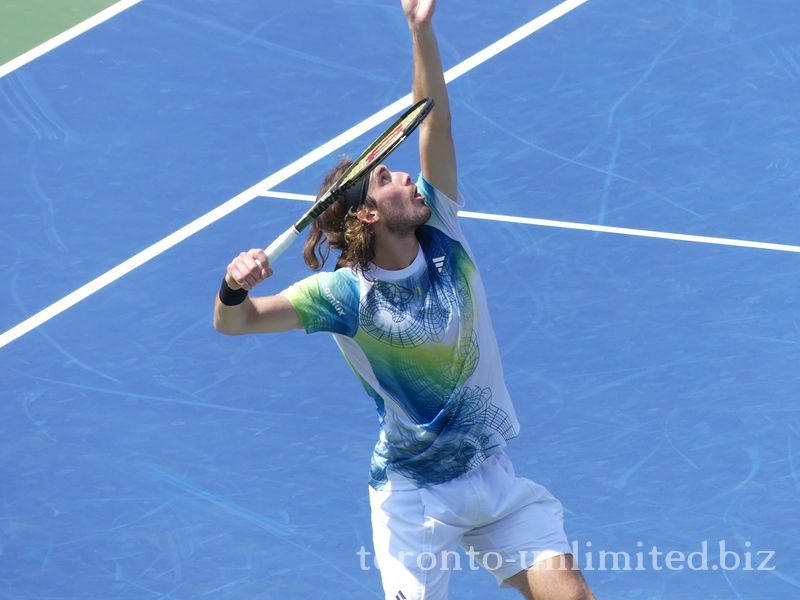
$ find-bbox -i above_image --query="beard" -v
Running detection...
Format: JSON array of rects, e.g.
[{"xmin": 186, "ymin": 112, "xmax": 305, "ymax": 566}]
[{"xmin": 383, "ymin": 204, "xmax": 432, "ymax": 236}]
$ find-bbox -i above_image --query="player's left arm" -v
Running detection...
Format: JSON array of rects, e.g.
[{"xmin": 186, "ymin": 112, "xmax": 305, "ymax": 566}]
[{"xmin": 402, "ymin": 0, "xmax": 457, "ymax": 201}]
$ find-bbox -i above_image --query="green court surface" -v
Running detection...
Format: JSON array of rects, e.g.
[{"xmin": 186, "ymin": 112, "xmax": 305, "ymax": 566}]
[{"xmin": 0, "ymin": 0, "xmax": 121, "ymax": 66}]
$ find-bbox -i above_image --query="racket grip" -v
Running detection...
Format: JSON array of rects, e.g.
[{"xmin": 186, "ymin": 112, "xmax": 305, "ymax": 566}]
[{"xmin": 265, "ymin": 226, "xmax": 301, "ymax": 266}]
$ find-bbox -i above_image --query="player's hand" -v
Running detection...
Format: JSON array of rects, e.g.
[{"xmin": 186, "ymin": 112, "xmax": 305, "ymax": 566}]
[
  {"xmin": 401, "ymin": 0, "xmax": 436, "ymax": 26},
  {"xmin": 225, "ymin": 249, "xmax": 272, "ymax": 291}
]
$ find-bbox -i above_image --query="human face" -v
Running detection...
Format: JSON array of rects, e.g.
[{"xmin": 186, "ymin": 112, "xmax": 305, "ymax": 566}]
[{"xmin": 367, "ymin": 165, "xmax": 431, "ymax": 235}]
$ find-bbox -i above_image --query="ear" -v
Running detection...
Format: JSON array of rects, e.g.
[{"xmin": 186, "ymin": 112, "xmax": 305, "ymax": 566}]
[{"xmin": 357, "ymin": 204, "xmax": 380, "ymax": 225}]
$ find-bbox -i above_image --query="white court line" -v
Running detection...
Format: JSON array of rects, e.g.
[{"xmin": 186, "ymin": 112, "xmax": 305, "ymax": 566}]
[
  {"xmin": 0, "ymin": 0, "xmax": 592, "ymax": 349},
  {"xmin": 0, "ymin": 0, "xmax": 146, "ymax": 79},
  {"xmin": 457, "ymin": 211, "xmax": 800, "ymax": 254},
  {"xmin": 261, "ymin": 191, "xmax": 800, "ymax": 254}
]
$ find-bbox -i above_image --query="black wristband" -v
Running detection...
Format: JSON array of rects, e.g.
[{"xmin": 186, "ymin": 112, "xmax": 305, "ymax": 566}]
[{"xmin": 218, "ymin": 278, "xmax": 249, "ymax": 306}]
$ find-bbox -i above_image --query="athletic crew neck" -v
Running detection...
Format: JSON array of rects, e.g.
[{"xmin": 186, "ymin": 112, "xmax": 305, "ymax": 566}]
[{"xmin": 367, "ymin": 243, "xmax": 426, "ymax": 281}]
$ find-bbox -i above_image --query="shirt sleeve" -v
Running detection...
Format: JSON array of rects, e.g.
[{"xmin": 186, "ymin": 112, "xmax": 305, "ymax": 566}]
[
  {"xmin": 417, "ymin": 175, "xmax": 475, "ymax": 259},
  {"xmin": 418, "ymin": 175, "xmax": 466, "ymax": 241},
  {"xmin": 280, "ymin": 270, "xmax": 360, "ymax": 337}
]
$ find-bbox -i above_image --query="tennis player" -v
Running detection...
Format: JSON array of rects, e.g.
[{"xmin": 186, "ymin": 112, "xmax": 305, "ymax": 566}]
[{"xmin": 214, "ymin": 1, "xmax": 595, "ymax": 598}]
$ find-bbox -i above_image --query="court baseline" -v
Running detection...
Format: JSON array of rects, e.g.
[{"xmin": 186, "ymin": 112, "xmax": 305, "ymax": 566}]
[{"xmin": 0, "ymin": 0, "xmax": 146, "ymax": 79}]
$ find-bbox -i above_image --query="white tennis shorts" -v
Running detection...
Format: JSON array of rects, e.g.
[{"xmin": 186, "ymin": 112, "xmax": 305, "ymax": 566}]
[{"xmin": 369, "ymin": 451, "xmax": 571, "ymax": 600}]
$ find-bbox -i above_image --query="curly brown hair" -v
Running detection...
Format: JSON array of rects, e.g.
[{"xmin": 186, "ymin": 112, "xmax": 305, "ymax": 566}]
[{"xmin": 302, "ymin": 157, "xmax": 377, "ymax": 274}]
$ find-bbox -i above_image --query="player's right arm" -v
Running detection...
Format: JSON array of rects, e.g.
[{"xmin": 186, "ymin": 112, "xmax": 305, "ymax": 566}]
[{"xmin": 213, "ymin": 249, "xmax": 302, "ymax": 335}]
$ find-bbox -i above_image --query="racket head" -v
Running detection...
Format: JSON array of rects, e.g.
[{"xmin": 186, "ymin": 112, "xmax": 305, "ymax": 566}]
[
  {"xmin": 340, "ymin": 96, "xmax": 434, "ymax": 189},
  {"xmin": 295, "ymin": 97, "xmax": 434, "ymax": 230}
]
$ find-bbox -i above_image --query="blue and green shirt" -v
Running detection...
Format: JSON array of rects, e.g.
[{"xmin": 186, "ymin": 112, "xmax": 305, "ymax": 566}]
[{"xmin": 282, "ymin": 176, "xmax": 519, "ymax": 491}]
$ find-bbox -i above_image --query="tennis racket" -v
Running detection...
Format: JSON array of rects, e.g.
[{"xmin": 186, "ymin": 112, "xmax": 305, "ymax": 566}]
[{"xmin": 264, "ymin": 96, "xmax": 434, "ymax": 265}]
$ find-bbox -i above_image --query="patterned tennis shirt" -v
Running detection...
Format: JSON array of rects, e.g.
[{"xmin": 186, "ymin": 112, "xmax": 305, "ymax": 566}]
[{"xmin": 282, "ymin": 176, "xmax": 519, "ymax": 491}]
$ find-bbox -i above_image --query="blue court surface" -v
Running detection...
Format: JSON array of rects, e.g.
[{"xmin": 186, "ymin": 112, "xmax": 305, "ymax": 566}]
[{"xmin": 2, "ymin": 0, "xmax": 800, "ymax": 598}]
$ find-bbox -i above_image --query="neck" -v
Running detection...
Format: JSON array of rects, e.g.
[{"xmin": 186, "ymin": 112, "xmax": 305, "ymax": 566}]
[{"xmin": 371, "ymin": 230, "xmax": 420, "ymax": 271}]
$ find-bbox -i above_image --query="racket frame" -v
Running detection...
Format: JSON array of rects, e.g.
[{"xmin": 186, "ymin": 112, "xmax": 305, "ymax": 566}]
[{"xmin": 264, "ymin": 97, "xmax": 434, "ymax": 265}]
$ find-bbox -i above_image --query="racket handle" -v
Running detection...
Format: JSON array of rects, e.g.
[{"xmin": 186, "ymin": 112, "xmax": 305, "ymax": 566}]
[{"xmin": 265, "ymin": 226, "xmax": 301, "ymax": 266}]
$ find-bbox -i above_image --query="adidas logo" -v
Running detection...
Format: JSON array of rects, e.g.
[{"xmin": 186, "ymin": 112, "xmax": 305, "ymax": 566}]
[
  {"xmin": 395, "ymin": 592, "xmax": 406, "ymax": 600},
  {"xmin": 432, "ymin": 255, "xmax": 446, "ymax": 273}
]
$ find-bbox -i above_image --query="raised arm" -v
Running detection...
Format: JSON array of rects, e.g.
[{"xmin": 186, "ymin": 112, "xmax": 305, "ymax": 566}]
[{"xmin": 402, "ymin": 0, "xmax": 457, "ymax": 200}]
